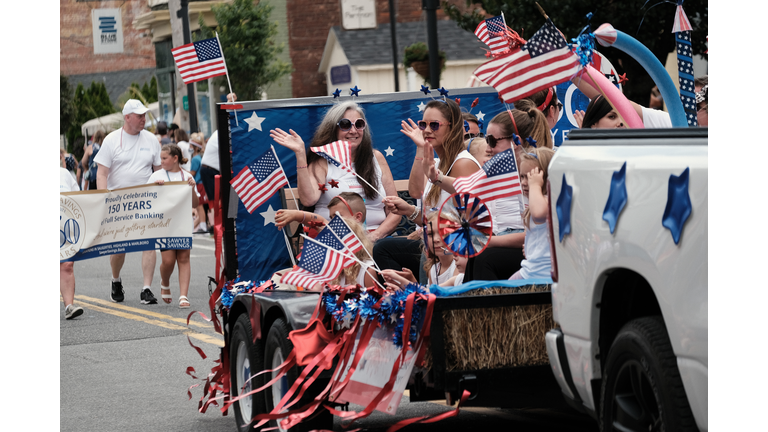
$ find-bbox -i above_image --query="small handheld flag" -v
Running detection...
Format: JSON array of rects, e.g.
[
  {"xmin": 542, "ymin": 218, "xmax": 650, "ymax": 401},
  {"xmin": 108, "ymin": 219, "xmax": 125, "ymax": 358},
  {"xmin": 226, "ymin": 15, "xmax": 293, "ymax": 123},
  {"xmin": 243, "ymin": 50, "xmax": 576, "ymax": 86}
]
[
  {"xmin": 280, "ymin": 237, "xmax": 347, "ymax": 288},
  {"xmin": 172, "ymin": 37, "xmax": 228, "ymax": 85},
  {"xmin": 453, "ymin": 149, "xmax": 523, "ymax": 203},
  {"xmin": 230, "ymin": 148, "xmax": 289, "ymax": 213}
]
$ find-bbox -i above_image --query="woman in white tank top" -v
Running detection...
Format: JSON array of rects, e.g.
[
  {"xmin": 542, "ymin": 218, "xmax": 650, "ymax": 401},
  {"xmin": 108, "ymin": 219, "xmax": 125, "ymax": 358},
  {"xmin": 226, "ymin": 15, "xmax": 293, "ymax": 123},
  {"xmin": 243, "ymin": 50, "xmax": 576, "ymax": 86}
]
[{"xmin": 270, "ymin": 102, "xmax": 401, "ymax": 241}]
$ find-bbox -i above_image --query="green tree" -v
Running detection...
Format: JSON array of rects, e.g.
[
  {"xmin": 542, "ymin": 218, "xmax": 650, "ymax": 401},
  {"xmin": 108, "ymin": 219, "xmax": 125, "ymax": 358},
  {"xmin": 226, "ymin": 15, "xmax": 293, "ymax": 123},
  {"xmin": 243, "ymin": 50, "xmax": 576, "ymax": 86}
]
[
  {"xmin": 197, "ymin": 0, "xmax": 292, "ymax": 101},
  {"xmin": 443, "ymin": 0, "xmax": 708, "ymax": 105},
  {"xmin": 65, "ymin": 81, "xmax": 116, "ymax": 151},
  {"xmin": 61, "ymin": 75, "xmax": 75, "ymax": 137}
]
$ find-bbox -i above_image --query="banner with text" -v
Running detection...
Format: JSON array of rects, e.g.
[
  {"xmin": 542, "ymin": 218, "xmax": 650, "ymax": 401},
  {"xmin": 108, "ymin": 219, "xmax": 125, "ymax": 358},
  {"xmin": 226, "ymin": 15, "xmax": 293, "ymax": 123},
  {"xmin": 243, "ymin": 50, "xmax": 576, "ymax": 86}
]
[{"xmin": 60, "ymin": 182, "xmax": 192, "ymax": 263}]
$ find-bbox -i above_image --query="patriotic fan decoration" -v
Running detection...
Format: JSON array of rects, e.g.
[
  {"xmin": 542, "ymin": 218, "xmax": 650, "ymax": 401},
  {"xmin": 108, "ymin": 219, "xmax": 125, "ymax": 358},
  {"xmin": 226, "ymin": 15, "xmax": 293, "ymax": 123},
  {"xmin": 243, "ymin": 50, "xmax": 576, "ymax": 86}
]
[{"xmin": 437, "ymin": 193, "xmax": 493, "ymax": 258}]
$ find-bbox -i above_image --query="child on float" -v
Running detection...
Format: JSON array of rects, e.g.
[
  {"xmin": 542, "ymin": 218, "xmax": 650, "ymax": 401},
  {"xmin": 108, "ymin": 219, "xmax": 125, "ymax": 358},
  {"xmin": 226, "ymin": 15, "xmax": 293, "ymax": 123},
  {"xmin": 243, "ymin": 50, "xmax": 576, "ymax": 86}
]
[
  {"xmin": 441, "ymin": 253, "xmax": 468, "ymax": 287},
  {"xmin": 423, "ymin": 212, "xmax": 457, "ymax": 286},
  {"xmin": 274, "ymin": 191, "xmax": 367, "ymax": 237},
  {"xmin": 508, "ymin": 147, "xmax": 555, "ymax": 280},
  {"xmin": 148, "ymin": 143, "xmax": 200, "ymax": 308}
]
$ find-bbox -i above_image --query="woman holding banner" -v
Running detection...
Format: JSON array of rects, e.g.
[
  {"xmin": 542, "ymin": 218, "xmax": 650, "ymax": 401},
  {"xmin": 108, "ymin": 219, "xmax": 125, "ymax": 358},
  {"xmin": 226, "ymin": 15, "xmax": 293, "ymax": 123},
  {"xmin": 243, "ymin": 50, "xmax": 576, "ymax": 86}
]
[{"xmin": 270, "ymin": 101, "xmax": 401, "ymax": 241}]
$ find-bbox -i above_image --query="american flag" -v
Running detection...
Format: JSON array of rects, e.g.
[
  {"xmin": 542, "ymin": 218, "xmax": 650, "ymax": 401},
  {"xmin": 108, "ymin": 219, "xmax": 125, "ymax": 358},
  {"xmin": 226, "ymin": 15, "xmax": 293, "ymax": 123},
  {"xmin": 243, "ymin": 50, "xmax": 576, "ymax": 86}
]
[
  {"xmin": 230, "ymin": 148, "xmax": 289, "ymax": 213},
  {"xmin": 473, "ymin": 20, "xmax": 579, "ymax": 103},
  {"xmin": 310, "ymin": 141, "xmax": 353, "ymax": 173},
  {"xmin": 474, "ymin": 16, "xmax": 509, "ymax": 56},
  {"xmin": 453, "ymin": 149, "xmax": 522, "ymax": 202},
  {"xmin": 314, "ymin": 226, "xmax": 356, "ymax": 268},
  {"xmin": 326, "ymin": 215, "xmax": 363, "ymax": 256},
  {"xmin": 281, "ymin": 239, "xmax": 346, "ymax": 288},
  {"xmin": 171, "ymin": 37, "xmax": 228, "ymax": 85}
]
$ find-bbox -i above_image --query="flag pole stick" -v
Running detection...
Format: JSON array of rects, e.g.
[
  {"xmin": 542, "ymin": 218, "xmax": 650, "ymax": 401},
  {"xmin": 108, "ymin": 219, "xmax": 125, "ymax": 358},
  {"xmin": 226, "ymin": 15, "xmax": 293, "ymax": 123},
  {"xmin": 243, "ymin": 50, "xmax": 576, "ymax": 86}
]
[
  {"xmin": 300, "ymin": 234, "xmax": 386, "ymax": 290},
  {"xmin": 271, "ymin": 145, "xmax": 300, "ymax": 210},
  {"xmin": 282, "ymin": 229, "xmax": 297, "ymax": 266},
  {"xmin": 330, "ymin": 211, "xmax": 381, "ymax": 272},
  {"xmin": 216, "ymin": 32, "xmax": 238, "ymax": 127},
  {"xmin": 270, "ymin": 145, "xmax": 298, "ymax": 265}
]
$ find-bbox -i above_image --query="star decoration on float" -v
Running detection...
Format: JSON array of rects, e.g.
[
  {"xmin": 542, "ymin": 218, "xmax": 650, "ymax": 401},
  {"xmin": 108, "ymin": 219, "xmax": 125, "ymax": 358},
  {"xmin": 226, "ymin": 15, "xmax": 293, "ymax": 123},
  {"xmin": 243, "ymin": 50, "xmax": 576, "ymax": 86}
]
[
  {"xmin": 438, "ymin": 87, "xmax": 449, "ymax": 97},
  {"xmin": 260, "ymin": 204, "xmax": 277, "ymax": 226},
  {"xmin": 618, "ymin": 73, "xmax": 628, "ymax": 85},
  {"xmin": 384, "ymin": 146, "xmax": 395, "ymax": 157},
  {"xmin": 662, "ymin": 167, "xmax": 692, "ymax": 245},
  {"xmin": 328, "ymin": 179, "xmax": 339, "ymax": 188},
  {"xmin": 350, "ymin": 86, "xmax": 361, "ymax": 96},
  {"xmin": 602, "ymin": 162, "xmax": 628, "ymax": 234},
  {"xmin": 318, "ymin": 183, "xmax": 328, "ymax": 192},
  {"xmin": 420, "ymin": 85, "xmax": 431, "ymax": 95},
  {"xmin": 417, "ymin": 102, "xmax": 426, "ymax": 112},
  {"xmin": 244, "ymin": 112, "xmax": 265, "ymax": 132},
  {"xmin": 332, "ymin": 88, "xmax": 342, "ymax": 98},
  {"xmin": 556, "ymin": 174, "xmax": 573, "ymax": 242}
]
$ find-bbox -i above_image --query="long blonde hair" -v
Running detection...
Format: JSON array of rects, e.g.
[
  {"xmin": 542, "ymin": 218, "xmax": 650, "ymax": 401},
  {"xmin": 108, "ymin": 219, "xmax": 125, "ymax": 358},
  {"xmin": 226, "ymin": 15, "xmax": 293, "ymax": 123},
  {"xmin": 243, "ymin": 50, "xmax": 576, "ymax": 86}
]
[
  {"xmin": 520, "ymin": 147, "xmax": 554, "ymax": 228},
  {"xmin": 330, "ymin": 217, "xmax": 374, "ymax": 286}
]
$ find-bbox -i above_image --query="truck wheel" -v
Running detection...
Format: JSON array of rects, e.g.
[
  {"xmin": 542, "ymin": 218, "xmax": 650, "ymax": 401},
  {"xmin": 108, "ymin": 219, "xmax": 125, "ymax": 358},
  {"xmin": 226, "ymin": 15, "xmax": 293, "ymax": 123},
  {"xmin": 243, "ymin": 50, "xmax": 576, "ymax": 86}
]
[
  {"xmin": 600, "ymin": 317, "xmax": 696, "ymax": 432},
  {"xmin": 263, "ymin": 318, "xmax": 333, "ymax": 432},
  {"xmin": 230, "ymin": 314, "xmax": 266, "ymax": 432}
]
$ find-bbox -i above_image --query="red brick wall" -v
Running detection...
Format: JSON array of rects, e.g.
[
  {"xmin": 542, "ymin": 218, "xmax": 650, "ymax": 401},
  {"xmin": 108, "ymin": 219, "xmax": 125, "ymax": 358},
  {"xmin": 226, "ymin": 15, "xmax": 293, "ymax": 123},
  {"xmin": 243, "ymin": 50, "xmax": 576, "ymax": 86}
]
[
  {"xmin": 60, "ymin": 0, "xmax": 156, "ymax": 76},
  {"xmin": 288, "ymin": 0, "xmax": 471, "ymax": 98}
]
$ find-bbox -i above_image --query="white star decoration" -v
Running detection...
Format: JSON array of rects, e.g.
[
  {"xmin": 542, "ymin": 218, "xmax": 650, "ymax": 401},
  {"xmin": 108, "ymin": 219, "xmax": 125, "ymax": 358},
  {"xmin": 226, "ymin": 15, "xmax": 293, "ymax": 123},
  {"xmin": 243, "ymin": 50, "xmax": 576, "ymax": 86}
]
[
  {"xmin": 476, "ymin": 111, "xmax": 485, "ymax": 121},
  {"xmin": 417, "ymin": 102, "xmax": 426, "ymax": 112},
  {"xmin": 260, "ymin": 204, "xmax": 277, "ymax": 226},
  {"xmin": 384, "ymin": 146, "xmax": 395, "ymax": 157},
  {"xmin": 245, "ymin": 112, "xmax": 265, "ymax": 132}
]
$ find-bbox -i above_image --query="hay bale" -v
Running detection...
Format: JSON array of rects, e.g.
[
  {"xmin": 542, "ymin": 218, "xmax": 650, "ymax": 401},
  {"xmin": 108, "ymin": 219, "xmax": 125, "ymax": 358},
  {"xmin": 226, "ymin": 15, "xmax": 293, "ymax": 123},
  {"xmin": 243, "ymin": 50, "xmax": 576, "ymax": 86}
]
[{"xmin": 426, "ymin": 285, "xmax": 554, "ymax": 372}]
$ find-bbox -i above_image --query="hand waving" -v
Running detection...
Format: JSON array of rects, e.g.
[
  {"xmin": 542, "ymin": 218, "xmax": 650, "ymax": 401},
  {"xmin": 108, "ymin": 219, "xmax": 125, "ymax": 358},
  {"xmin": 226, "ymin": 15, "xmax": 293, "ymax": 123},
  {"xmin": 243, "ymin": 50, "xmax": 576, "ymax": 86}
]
[
  {"xmin": 270, "ymin": 128, "xmax": 305, "ymax": 155},
  {"xmin": 400, "ymin": 119, "xmax": 425, "ymax": 148}
]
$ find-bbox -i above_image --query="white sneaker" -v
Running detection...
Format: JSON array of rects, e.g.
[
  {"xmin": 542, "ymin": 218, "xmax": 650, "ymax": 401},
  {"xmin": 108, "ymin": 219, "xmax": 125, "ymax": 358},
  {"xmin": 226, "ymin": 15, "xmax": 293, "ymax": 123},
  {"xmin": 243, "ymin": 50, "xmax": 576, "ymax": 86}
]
[{"xmin": 65, "ymin": 304, "xmax": 84, "ymax": 320}]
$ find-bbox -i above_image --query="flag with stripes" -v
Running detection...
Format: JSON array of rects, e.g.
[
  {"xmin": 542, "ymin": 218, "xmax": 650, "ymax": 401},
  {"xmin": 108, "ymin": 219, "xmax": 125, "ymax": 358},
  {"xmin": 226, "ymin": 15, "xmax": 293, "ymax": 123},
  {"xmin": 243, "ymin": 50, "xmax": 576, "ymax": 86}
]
[
  {"xmin": 453, "ymin": 149, "xmax": 522, "ymax": 202},
  {"xmin": 314, "ymin": 226, "xmax": 356, "ymax": 268},
  {"xmin": 473, "ymin": 20, "xmax": 579, "ymax": 103},
  {"xmin": 281, "ymin": 239, "xmax": 346, "ymax": 288},
  {"xmin": 474, "ymin": 16, "xmax": 509, "ymax": 56},
  {"xmin": 310, "ymin": 141, "xmax": 353, "ymax": 173},
  {"xmin": 171, "ymin": 37, "xmax": 228, "ymax": 85},
  {"xmin": 326, "ymin": 215, "xmax": 363, "ymax": 256},
  {"xmin": 230, "ymin": 148, "xmax": 289, "ymax": 213}
]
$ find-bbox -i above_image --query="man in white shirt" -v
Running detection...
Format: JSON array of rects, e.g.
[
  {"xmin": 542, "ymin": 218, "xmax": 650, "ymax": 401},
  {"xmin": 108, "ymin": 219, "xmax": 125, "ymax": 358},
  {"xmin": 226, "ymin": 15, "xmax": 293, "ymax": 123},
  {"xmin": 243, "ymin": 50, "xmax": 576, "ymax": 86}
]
[{"xmin": 94, "ymin": 99, "xmax": 162, "ymax": 305}]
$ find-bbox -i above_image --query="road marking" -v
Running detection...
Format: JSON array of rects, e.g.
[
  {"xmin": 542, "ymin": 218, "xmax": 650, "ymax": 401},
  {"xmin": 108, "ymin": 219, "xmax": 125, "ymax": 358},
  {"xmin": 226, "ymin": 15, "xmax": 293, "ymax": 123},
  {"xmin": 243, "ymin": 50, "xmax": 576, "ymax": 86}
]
[
  {"xmin": 75, "ymin": 294, "xmax": 213, "ymax": 329},
  {"xmin": 72, "ymin": 300, "xmax": 224, "ymax": 347},
  {"xmin": 193, "ymin": 244, "xmax": 216, "ymax": 251}
]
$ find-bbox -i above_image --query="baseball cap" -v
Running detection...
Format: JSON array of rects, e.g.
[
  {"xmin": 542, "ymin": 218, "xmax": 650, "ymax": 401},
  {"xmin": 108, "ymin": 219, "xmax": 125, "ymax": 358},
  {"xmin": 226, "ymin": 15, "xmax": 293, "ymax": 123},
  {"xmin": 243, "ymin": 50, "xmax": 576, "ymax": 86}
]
[{"xmin": 122, "ymin": 99, "xmax": 150, "ymax": 116}]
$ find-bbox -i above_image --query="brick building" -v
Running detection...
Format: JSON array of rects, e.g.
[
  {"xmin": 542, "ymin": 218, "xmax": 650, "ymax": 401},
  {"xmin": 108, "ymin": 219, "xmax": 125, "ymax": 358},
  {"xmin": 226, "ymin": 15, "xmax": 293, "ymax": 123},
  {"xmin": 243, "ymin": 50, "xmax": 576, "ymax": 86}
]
[{"xmin": 60, "ymin": 0, "xmax": 157, "ymax": 104}]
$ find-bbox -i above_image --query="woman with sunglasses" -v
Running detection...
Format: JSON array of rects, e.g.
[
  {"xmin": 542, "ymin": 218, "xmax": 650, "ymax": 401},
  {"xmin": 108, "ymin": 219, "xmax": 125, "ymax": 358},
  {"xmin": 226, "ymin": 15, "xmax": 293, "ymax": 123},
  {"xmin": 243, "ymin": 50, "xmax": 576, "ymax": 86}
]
[
  {"xmin": 270, "ymin": 102, "xmax": 401, "ymax": 241},
  {"xmin": 375, "ymin": 99, "xmax": 481, "ymax": 283}
]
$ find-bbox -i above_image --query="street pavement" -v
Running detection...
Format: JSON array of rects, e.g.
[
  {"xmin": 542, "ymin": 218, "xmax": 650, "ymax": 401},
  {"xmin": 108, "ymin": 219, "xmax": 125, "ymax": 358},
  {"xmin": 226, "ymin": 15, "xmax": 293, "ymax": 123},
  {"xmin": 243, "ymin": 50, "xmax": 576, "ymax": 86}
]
[{"xmin": 59, "ymin": 233, "xmax": 598, "ymax": 432}]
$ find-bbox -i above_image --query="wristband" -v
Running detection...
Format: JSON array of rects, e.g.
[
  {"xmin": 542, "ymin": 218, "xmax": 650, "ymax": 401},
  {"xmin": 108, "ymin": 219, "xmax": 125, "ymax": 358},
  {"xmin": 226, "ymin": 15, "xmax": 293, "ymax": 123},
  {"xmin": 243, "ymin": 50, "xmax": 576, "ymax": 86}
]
[
  {"xmin": 414, "ymin": 157, "xmax": 423, "ymax": 161},
  {"xmin": 296, "ymin": 164, "xmax": 307, "ymax": 169},
  {"xmin": 407, "ymin": 205, "xmax": 419, "ymax": 222}
]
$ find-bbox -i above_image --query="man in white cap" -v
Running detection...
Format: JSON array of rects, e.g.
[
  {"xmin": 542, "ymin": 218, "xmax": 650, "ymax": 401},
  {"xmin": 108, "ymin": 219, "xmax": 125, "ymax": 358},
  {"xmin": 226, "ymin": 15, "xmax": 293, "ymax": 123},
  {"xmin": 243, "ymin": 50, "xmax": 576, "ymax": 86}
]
[{"xmin": 94, "ymin": 99, "xmax": 162, "ymax": 305}]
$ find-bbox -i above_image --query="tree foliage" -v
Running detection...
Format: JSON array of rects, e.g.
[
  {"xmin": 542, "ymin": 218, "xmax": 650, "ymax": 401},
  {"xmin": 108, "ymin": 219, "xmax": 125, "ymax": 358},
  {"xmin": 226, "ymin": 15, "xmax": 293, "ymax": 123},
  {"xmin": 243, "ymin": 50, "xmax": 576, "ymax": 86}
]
[
  {"xmin": 64, "ymin": 81, "xmax": 116, "ymax": 152},
  {"xmin": 118, "ymin": 76, "xmax": 159, "ymax": 109},
  {"xmin": 443, "ymin": 0, "xmax": 708, "ymax": 105},
  {"xmin": 61, "ymin": 75, "xmax": 75, "ymax": 136},
  {"xmin": 197, "ymin": 0, "xmax": 292, "ymax": 101}
]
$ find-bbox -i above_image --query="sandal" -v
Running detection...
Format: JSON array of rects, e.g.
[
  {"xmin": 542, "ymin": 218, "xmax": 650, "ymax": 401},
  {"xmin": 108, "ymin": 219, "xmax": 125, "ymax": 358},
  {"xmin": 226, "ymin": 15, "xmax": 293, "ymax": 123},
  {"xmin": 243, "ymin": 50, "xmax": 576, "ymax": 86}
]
[
  {"xmin": 161, "ymin": 285, "xmax": 172, "ymax": 304},
  {"xmin": 178, "ymin": 296, "xmax": 190, "ymax": 309}
]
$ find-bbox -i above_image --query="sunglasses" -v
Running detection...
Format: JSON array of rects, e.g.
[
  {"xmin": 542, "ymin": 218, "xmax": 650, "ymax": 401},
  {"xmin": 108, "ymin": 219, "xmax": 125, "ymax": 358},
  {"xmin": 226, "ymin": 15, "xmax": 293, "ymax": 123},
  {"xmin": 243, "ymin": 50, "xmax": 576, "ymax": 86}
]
[
  {"xmin": 418, "ymin": 120, "xmax": 451, "ymax": 131},
  {"xmin": 486, "ymin": 134, "xmax": 514, "ymax": 148},
  {"xmin": 337, "ymin": 118, "xmax": 366, "ymax": 131},
  {"xmin": 464, "ymin": 132, "xmax": 485, "ymax": 140},
  {"xmin": 556, "ymin": 102, "xmax": 564, "ymax": 110}
]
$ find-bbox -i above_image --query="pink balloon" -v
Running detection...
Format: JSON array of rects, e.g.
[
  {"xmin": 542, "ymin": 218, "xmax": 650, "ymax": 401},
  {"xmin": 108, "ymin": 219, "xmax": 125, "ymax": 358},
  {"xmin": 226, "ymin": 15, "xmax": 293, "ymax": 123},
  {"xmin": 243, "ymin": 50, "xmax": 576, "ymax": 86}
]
[{"xmin": 575, "ymin": 65, "xmax": 644, "ymax": 129}]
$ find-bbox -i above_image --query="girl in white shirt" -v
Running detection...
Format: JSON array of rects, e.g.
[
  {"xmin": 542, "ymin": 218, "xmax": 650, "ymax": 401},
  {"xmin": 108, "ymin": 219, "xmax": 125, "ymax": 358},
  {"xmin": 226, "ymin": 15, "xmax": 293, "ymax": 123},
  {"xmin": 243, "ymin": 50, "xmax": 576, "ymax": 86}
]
[{"xmin": 148, "ymin": 144, "xmax": 199, "ymax": 308}]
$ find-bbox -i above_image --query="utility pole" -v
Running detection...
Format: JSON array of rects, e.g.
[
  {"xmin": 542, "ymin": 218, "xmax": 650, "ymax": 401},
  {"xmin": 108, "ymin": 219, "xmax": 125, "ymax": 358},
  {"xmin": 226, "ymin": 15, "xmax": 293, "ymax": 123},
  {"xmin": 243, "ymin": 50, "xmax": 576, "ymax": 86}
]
[
  {"xmin": 388, "ymin": 0, "xmax": 399, "ymax": 92},
  {"xmin": 168, "ymin": 0, "xmax": 198, "ymax": 132},
  {"xmin": 422, "ymin": 0, "xmax": 441, "ymax": 89}
]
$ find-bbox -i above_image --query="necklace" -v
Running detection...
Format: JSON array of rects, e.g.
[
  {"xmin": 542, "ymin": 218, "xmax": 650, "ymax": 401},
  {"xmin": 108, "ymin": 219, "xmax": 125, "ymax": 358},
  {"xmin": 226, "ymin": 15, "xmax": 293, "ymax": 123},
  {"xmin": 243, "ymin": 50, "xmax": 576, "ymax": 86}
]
[{"xmin": 166, "ymin": 169, "xmax": 185, "ymax": 181}]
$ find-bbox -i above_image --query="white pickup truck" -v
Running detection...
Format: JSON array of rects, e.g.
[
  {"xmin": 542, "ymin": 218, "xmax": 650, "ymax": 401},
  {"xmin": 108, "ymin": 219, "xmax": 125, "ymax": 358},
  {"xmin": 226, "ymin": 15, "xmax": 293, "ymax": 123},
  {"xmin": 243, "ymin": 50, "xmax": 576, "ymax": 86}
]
[{"xmin": 545, "ymin": 128, "xmax": 708, "ymax": 431}]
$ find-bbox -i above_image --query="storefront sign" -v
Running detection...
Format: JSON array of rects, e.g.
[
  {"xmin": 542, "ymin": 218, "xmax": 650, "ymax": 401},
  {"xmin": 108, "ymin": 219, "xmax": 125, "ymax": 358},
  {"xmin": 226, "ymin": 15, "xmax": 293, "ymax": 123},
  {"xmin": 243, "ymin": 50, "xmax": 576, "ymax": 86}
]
[{"xmin": 92, "ymin": 8, "xmax": 124, "ymax": 54}]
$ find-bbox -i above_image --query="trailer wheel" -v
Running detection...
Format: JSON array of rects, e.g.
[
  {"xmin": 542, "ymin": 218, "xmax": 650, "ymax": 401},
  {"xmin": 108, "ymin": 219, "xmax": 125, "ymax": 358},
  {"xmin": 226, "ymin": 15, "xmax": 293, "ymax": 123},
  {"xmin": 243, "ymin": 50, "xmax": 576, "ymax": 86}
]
[
  {"xmin": 231, "ymin": 314, "xmax": 266, "ymax": 432},
  {"xmin": 264, "ymin": 318, "xmax": 333, "ymax": 432},
  {"xmin": 600, "ymin": 317, "xmax": 696, "ymax": 432}
]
